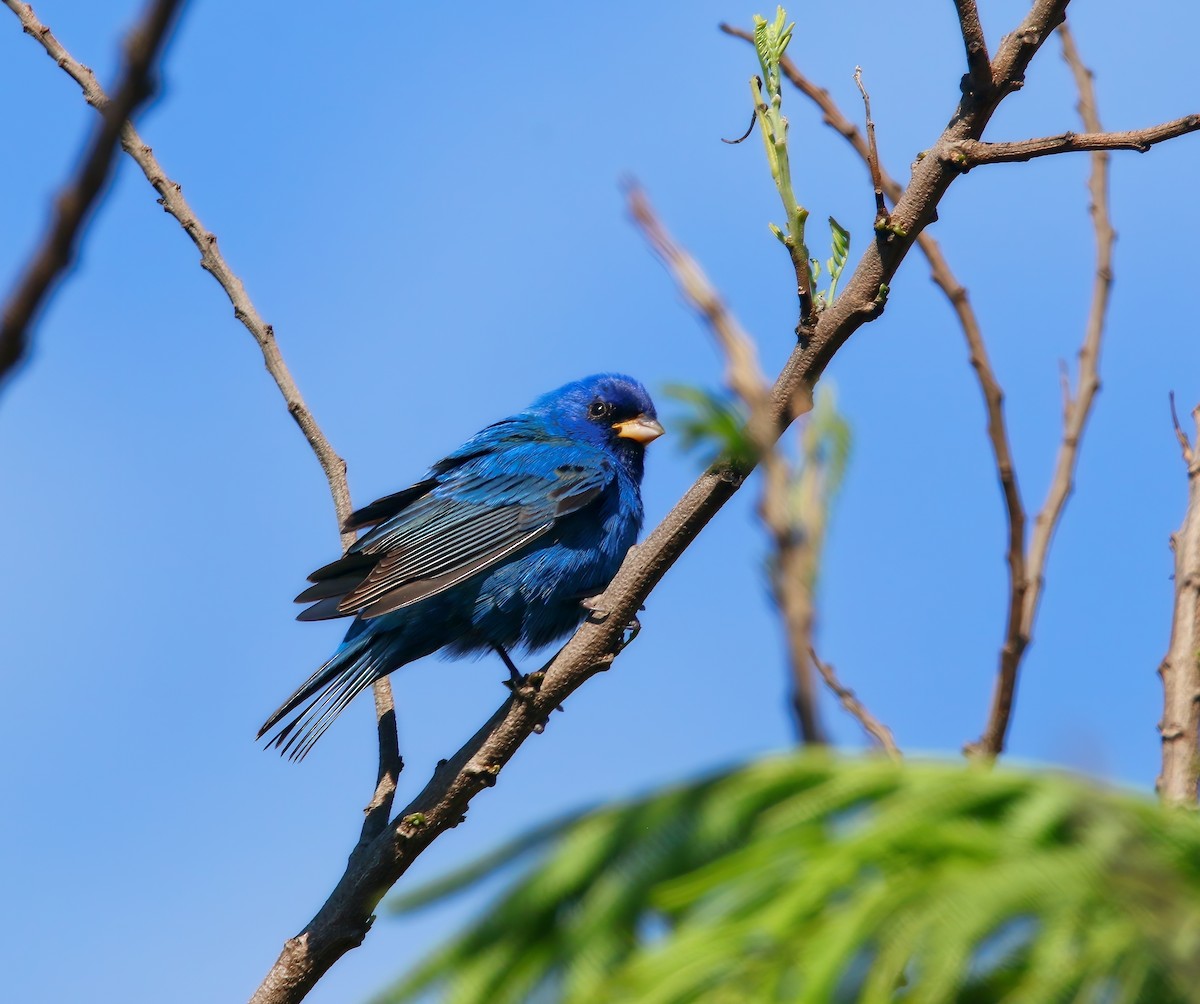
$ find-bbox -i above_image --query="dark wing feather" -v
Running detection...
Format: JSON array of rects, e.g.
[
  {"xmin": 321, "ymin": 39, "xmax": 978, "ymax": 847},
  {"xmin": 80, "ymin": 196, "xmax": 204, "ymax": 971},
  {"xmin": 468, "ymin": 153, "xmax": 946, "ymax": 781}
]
[
  {"xmin": 356, "ymin": 526, "xmax": 549, "ymax": 617},
  {"xmin": 295, "ymin": 597, "xmax": 350, "ymax": 622},
  {"xmin": 341, "ymin": 478, "xmax": 439, "ymax": 532},
  {"xmin": 295, "ymin": 453, "xmax": 613, "ymax": 621},
  {"xmin": 294, "ymin": 572, "xmax": 372, "ymax": 605}
]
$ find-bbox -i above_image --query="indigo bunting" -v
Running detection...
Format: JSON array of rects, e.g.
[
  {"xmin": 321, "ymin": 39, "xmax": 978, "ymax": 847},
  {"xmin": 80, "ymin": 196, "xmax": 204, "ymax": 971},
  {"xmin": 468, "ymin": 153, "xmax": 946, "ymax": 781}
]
[{"xmin": 259, "ymin": 374, "xmax": 663, "ymax": 758}]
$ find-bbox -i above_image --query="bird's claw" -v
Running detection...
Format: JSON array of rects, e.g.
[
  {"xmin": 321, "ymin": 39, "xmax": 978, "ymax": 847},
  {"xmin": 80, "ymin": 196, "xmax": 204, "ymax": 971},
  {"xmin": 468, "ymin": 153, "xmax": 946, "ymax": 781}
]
[
  {"xmin": 502, "ymin": 673, "xmax": 537, "ymax": 703},
  {"xmin": 495, "ymin": 643, "xmax": 540, "ymax": 701},
  {"xmin": 616, "ymin": 614, "xmax": 642, "ymax": 653},
  {"xmin": 511, "ymin": 670, "xmax": 564, "ymax": 732},
  {"xmin": 580, "ymin": 594, "xmax": 609, "ymax": 621},
  {"xmin": 582, "ymin": 596, "xmax": 646, "ymax": 632}
]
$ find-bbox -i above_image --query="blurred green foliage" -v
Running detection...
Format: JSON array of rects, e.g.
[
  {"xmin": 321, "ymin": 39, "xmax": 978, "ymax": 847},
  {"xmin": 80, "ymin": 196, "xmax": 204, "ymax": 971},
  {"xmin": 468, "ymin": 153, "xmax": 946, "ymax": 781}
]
[
  {"xmin": 378, "ymin": 755, "xmax": 1200, "ymax": 1004},
  {"xmin": 664, "ymin": 383, "xmax": 755, "ymax": 469}
]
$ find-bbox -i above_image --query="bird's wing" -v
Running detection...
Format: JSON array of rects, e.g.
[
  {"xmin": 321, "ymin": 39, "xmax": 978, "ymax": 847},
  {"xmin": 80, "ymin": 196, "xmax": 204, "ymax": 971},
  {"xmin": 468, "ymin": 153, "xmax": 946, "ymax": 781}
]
[{"xmin": 295, "ymin": 444, "xmax": 613, "ymax": 621}]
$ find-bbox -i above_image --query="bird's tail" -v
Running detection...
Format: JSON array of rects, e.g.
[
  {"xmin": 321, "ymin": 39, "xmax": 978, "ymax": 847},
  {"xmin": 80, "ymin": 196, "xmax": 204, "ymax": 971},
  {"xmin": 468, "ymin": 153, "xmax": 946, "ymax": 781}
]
[{"xmin": 258, "ymin": 629, "xmax": 385, "ymax": 760}]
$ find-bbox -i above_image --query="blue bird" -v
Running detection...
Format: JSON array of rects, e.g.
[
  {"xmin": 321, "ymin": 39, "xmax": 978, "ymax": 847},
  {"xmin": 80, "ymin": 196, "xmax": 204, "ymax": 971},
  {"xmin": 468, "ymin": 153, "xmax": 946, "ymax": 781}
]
[{"xmin": 259, "ymin": 374, "xmax": 663, "ymax": 759}]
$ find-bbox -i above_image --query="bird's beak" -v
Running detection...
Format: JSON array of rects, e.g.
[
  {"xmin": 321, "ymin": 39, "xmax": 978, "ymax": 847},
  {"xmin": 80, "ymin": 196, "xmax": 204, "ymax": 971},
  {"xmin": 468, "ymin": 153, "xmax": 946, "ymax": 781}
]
[{"xmin": 613, "ymin": 415, "xmax": 665, "ymax": 445}]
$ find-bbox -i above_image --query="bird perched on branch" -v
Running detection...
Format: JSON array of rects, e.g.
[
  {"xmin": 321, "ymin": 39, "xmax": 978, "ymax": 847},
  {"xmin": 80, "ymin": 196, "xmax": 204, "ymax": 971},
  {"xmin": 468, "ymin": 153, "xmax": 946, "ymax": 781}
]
[{"xmin": 259, "ymin": 374, "xmax": 663, "ymax": 759}]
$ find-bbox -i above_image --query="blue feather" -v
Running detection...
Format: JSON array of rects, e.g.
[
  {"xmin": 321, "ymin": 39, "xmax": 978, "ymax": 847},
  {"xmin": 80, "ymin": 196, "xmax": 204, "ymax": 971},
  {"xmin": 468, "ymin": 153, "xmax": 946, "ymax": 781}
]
[{"xmin": 260, "ymin": 374, "xmax": 662, "ymax": 758}]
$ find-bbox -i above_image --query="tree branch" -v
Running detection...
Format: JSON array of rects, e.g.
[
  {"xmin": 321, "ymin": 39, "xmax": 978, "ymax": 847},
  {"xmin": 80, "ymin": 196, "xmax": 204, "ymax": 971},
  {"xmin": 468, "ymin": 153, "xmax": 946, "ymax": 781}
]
[
  {"xmin": 970, "ymin": 20, "xmax": 1116, "ymax": 756},
  {"xmin": 626, "ymin": 186, "xmax": 772, "ymax": 420},
  {"xmin": 946, "ymin": 115, "xmax": 1200, "ymax": 168},
  {"xmin": 765, "ymin": 426, "xmax": 827, "ymax": 746},
  {"xmin": 810, "ymin": 646, "xmax": 901, "ymax": 759},
  {"xmin": 0, "ymin": 0, "xmax": 184, "ymax": 388},
  {"xmin": 2, "ymin": 0, "xmax": 402, "ymax": 834},
  {"xmin": 1159, "ymin": 395, "xmax": 1200, "ymax": 806},
  {"xmin": 3, "ymin": 0, "xmax": 353, "ymax": 534},
  {"xmin": 853, "ymin": 67, "xmax": 888, "ymax": 227},
  {"xmin": 952, "ymin": 0, "xmax": 993, "ymax": 97},
  {"xmin": 629, "ymin": 184, "xmax": 828, "ymax": 746}
]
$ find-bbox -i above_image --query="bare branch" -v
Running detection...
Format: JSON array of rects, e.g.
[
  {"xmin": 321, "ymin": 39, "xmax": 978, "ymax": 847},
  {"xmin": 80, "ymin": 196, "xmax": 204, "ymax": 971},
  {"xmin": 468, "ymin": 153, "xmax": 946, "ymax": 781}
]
[
  {"xmin": 964, "ymin": 19, "xmax": 1113, "ymax": 758},
  {"xmin": 962, "ymin": 23, "xmax": 1115, "ymax": 755},
  {"xmin": 970, "ymin": 20, "xmax": 1116, "ymax": 756},
  {"xmin": 0, "ymin": 0, "xmax": 184, "ymax": 388},
  {"xmin": 852, "ymin": 66, "xmax": 888, "ymax": 226},
  {"xmin": 765, "ymin": 427, "xmax": 826, "ymax": 746},
  {"xmin": 627, "ymin": 186, "xmax": 772, "ymax": 419},
  {"xmin": 1170, "ymin": 392, "xmax": 1194, "ymax": 462},
  {"xmin": 3, "ymin": 0, "xmax": 403, "ymax": 829},
  {"xmin": 947, "ymin": 115, "xmax": 1200, "ymax": 168},
  {"xmin": 1158, "ymin": 401, "xmax": 1200, "ymax": 806},
  {"xmin": 810, "ymin": 647, "xmax": 901, "ymax": 759},
  {"xmin": 773, "ymin": 522, "xmax": 827, "ymax": 745},
  {"xmin": 360, "ymin": 685, "xmax": 402, "ymax": 844},
  {"xmin": 1058, "ymin": 358, "xmax": 1072, "ymax": 422},
  {"xmin": 629, "ymin": 185, "xmax": 827, "ymax": 744},
  {"xmin": 4, "ymin": 0, "xmax": 354, "ymax": 537},
  {"xmin": 952, "ymin": 0, "xmax": 993, "ymax": 95}
]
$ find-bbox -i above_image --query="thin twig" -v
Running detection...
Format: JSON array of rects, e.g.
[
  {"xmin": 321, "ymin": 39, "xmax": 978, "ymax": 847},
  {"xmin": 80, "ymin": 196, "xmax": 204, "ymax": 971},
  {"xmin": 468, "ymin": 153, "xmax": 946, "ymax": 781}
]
[
  {"xmin": 0, "ymin": 0, "xmax": 184, "ymax": 387},
  {"xmin": 810, "ymin": 646, "xmax": 901, "ymax": 759},
  {"xmin": 946, "ymin": 115, "xmax": 1200, "ymax": 169},
  {"xmin": 627, "ymin": 187, "xmax": 771, "ymax": 417},
  {"xmin": 1058, "ymin": 359, "xmax": 1072, "ymax": 422},
  {"xmin": 3, "ymin": 0, "xmax": 403, "ymax": 830},
  {"xmin": 767, "ymin": 418, "xmax": 826, "ymax": 746},
  {"xmin": 970, "ymin": 20, "xmax": 1116, "ymax": 757},
  {"xmin": 852, "ymin": 66, "xmax": 888, "ymax": 226},
  {"xmin": 360, "ymin": 685, "xmax": 402, "ymax": 844},
  {"xmin": 3, "ymin": 0, "xmax": 353, "ymax": 535},
  {"xmin": 952, "ymin": 0, "xmax": 993, "ymax": 95},
  {"xmin": 1170, "ymin": 392, "xmax": 1193, "ymax": 459},
  {"xmin": 772, "ymin": 509, "xmax": 828, "ymax": 745},
  {"xmin": 628, "ymin": 185, "xmax": 827, "ymax": 745},
  {"xmin": 1158, "ymin": 398, "xmax": 1200, "ymax": 806}
]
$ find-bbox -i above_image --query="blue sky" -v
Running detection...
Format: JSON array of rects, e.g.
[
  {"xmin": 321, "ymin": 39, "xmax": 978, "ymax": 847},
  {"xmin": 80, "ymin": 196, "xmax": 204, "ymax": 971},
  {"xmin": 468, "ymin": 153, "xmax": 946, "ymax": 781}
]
[{"xmin": 3, "ymin": 2, "xmax": 1198, "ymax": 1002}]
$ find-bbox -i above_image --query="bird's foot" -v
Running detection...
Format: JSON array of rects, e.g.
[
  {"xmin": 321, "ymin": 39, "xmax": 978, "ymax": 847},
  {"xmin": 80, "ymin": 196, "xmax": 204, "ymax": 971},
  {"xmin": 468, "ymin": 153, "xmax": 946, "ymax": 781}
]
[
  {"xmin": 581, "ymin": 595, "xmax": 646, "ymax": 643},
  {"xmin": 580, "ymin": 594, "xmax": 610, "ymax": 621},
  {"xmin": 616, "ymin": 614, "xmax": 642, "ymax": 653},
  {"xmin": 508, "ymin": 669, "xmax": 564, "ymax": 733},
  {"xmin": 501, "ymin": 673, "xmax": 539, "ymax": 703},
  {"xmin": 494, "ymin": 644, "xmax": 540, "ymax": 703}
]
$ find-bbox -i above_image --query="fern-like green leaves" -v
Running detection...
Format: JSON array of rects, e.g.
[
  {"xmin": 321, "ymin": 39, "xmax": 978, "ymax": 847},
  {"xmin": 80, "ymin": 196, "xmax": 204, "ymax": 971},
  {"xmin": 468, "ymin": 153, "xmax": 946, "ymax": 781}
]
[{"xmin": 377, "ymin": 756, "xmax": 1200, "ymax": 1003}]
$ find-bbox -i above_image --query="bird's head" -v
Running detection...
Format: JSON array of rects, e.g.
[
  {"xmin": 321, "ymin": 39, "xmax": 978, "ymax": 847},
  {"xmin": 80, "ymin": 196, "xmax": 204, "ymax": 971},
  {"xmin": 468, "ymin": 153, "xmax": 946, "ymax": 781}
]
[{"xmin": 533, "ymin": 373, "xmax": 663, "ymax": 468}]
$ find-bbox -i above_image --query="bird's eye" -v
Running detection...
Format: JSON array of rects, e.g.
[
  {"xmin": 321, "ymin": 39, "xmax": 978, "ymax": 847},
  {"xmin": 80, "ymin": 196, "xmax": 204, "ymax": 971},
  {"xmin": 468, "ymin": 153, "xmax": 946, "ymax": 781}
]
[{"xmin": 588, "ymin": 400, "xmax": 614, "ymax": 421}]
